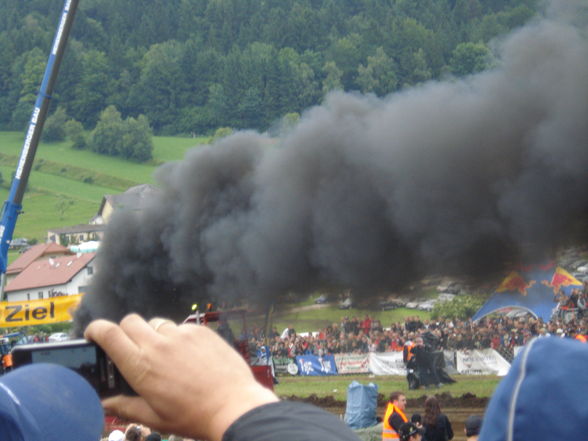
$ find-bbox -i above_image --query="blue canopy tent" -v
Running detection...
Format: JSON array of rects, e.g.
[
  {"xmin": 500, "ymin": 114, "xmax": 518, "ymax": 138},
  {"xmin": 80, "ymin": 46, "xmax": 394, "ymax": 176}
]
[{"xmin": 472, "ymin": 262, "xmax": 583, "ymax": 322}]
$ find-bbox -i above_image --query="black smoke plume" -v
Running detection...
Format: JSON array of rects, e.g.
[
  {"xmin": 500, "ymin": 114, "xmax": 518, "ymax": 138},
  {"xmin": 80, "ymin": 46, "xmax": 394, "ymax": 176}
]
[{"xmin": 74, "ymin": 0, "xmax": 588, "ymax": 333}]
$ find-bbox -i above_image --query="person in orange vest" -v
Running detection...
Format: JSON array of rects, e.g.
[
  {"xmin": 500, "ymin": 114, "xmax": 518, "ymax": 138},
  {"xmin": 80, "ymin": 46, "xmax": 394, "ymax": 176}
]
[
  {"xmin": 570, "ymin": 329, "xmax": 587, "ymax": 343},
  {"xmin": 2, "ymin": 352, "xmax": 13, "ymax": 372},
  {"xmin": 0, "ymin": 337, "xmax": 13, "ymax": 373},
  {"xmin": 403, "ymin": 338, "xmax": 416, "ymax": 364},
  {"xmin": 403, "ymin": 335, "xmax": 419, "ymax": 389},
  {"xmin": 383, "ymin": 391, "xmax": 409, "ymax": 440}
]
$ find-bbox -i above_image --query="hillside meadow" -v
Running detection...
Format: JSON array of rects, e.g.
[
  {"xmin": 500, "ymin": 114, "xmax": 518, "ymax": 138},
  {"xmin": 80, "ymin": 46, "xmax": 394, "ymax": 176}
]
[
  {"xmin": 269, "ymin": 303, "xmax": 433, "ymax": 335},
  {"xmin": 0, "ymin": 131, "xmax": 206, "ymax": 243}
]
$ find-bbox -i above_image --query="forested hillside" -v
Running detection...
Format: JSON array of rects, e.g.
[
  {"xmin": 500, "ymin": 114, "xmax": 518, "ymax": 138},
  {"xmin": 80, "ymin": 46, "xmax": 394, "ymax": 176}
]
[{"xmin": 0, "ymin": 0, "xmax": 537, "ymax": 135}]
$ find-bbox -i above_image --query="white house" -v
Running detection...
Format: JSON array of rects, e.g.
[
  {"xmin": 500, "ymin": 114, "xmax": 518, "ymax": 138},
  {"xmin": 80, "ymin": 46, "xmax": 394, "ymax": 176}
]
[
  {"xmin": 4, "ymin": 253, "xmax": 96, "ymax": 302},
  {"xmin": 47, "ymin": 184, "xmax": 159, "ymax": 244},
  {"xmin": 92, "ymin": 183, "xmax": 160, "ymax": 225}
]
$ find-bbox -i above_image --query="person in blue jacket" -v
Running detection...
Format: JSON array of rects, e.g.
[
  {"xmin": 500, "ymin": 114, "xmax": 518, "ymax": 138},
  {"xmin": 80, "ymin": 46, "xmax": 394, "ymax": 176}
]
[{"xmin": 479, "ymin": 336, "xmax": 588, "ymax": 441}]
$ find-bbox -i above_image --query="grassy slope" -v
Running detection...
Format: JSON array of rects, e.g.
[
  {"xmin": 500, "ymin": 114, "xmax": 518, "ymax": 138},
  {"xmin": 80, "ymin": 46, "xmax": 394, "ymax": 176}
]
[
  {"xmin": 0, "ymin": 131, "xmax": 205, "ymax": 241},
  {"xmin": 0, "ymin": 132, "xmax": 205, "ymax": 181},
  {"xmin": 271, "ymin": 304, "xmax": 432, "ymax": 334}
]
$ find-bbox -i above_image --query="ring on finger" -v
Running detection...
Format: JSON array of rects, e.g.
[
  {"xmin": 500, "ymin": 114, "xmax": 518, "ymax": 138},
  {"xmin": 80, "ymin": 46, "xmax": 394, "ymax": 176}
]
[{"xmin": 153, "ymin": 319, "xmax": 175, "ymax": 332}]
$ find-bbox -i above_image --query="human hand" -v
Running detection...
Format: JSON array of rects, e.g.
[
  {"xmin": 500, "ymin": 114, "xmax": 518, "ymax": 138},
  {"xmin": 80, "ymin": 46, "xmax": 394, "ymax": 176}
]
[{"xmin": 84, "ymin": 314, "xmax": 278, "ymax": 441}]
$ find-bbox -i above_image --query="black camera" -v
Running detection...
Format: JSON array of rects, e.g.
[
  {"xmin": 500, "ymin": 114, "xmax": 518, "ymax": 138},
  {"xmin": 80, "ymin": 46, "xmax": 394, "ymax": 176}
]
[{"xmin": 11, "ymin": 339, "xmax": 135, "ymax": 398}]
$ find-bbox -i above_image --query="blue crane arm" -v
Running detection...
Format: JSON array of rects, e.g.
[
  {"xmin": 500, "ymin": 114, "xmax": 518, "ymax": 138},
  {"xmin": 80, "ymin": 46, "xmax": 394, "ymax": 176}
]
[
  {"xmin": 0, "ymin": 201, "xmax": 21, "ymax": 275},
  {"xmin": 0, "ymin": 0, "xmax": 79, "ymax": 292}
]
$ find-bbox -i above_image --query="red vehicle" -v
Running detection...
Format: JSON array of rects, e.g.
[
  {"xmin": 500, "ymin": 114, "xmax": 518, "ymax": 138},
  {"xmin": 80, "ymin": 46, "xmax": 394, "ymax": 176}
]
[{"xmin": 183, "ymin": 307, "xmax": 274, "ymax": 391}]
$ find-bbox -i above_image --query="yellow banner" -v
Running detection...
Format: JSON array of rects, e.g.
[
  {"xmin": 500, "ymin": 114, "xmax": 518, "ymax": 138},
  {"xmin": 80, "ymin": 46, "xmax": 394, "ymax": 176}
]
[{"xmin": 0, "ymin": 295, "xmax": 82, "ymax": 328}]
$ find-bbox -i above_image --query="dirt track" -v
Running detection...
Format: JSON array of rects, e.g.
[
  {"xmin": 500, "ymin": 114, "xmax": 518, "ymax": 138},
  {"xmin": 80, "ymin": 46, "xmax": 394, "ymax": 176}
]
[{"xmin": 285, "ymin": 394, "xmax": 489, "ymax": 441}]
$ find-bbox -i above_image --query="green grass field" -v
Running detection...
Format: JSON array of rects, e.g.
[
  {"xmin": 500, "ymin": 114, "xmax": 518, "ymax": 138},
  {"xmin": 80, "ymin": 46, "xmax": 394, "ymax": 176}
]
[
  {"xmin": 274, "ymin": 374, "xmax": 501, "ymax": 401},
  {"xmin": 0, "ymin": 131, "xmax": 205, "ymax": 241}
]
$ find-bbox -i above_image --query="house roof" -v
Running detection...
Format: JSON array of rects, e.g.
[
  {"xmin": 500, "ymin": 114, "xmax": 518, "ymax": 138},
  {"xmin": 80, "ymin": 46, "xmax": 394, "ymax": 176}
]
[
  {"xmin": 47, "ymin": 223, "xmax": 107, "ymax": 235},
  {"xmin": 97, "ymin": 184, "xmax": 160, "ymax": 218},
  {"xmin": 5, "ymin": 252, "xmax": 96, "ymax": 292},
  {"xmin": 6, "ymin": 243, "xmax": 71, "ymax": 276}
]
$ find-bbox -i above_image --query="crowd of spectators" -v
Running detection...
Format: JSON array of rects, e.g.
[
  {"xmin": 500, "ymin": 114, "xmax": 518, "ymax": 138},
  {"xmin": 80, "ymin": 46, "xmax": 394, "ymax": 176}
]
[
  {"xmin": 11, "ymin": 289, "xmax": 588, "ymax": 367},
  {"xmin": 242, "ymin": 287, "xmax": 588, "ymax": 361}
]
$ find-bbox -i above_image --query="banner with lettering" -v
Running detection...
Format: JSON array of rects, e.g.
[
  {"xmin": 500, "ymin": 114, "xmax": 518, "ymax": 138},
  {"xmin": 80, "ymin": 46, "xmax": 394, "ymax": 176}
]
[
  {"xmin": 273, "ymin": 357, "xmax": 293, "ymax": 375},
  {"xmin": 0, "ymin": 295, "xmax": 82, "ymax": 328},
  {"xmin": 455, "ymin": 349, "xmax": 511, "ymax": 376},
  {"xmin": 295, "ymin": 354, "xmax": 338, "ymax": 376},
  {"xmin": 443, "ymin": 350, "xmax": 459, "ymax": 374},
  {"xmin": 334, "ymin": 353, "xmax": 370, "ymax": 374},
  {"xmin": 368, "ymin": 351, "xmax": 407, "ymax": 375}
]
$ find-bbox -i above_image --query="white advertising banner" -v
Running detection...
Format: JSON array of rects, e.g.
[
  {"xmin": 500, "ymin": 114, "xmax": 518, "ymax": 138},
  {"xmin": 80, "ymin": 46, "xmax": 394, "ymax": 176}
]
[
  {"xmin": 334, "ymin": 353, "xmax": 370, "ymax": 374},
  {"xmin": 455, "ymin": 349, "xmax": 511, "ymax": 376},
  {"xmin": 443, "ymin": 350, "xmax": 458, "ymax": 375},
  {"xmin": 368, "ymin": 351, "xmax": 407, "ymax": 375}
]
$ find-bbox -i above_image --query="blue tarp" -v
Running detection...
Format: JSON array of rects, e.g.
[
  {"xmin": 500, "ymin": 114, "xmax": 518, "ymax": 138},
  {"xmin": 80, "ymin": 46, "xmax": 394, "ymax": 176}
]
[
  {"xmin": 472, "ymin": 262, "xmax": 582, "ymax": 323},
  {"xmin": 344, "ymin": 381, "xmax": 378, "ymax": 429}
]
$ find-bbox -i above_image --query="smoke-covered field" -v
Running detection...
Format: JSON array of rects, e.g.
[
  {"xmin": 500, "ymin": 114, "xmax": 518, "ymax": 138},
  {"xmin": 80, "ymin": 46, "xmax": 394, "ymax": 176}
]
[{"xmin": 75, "ymin": 0, "xmax": 588, "ymax": 333}]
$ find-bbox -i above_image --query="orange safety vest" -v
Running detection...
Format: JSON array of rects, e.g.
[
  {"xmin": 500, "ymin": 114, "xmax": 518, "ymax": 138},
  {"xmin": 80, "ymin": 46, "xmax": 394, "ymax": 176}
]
[
  {"xmin": 2, "ymin": 353, "xmax": 13, "ymax": 368},
  {"xmin": 382, "ymin": 402, "xmax": 408, "ymax": 440},
  {"xmin": 403, "ymin": 344, "xmax": 415, "ymax": 363}
]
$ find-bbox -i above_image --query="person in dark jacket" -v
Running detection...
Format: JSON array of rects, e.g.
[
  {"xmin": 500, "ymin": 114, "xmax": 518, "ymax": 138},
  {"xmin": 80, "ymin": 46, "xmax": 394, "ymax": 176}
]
[
  {"xmin": 464, "ymin": 415, "xmax": 482, "ymax": 441},
  {"xmin": 422, "ymin": 396, "xmax": 453, "ymax": 441},
  {"xmin": 411, "ymin": 337, "xmax": 440, "ymax": 388},
  {"xmin": 399, "ymin": 422, "xmax": 422, "ymax": 441}
]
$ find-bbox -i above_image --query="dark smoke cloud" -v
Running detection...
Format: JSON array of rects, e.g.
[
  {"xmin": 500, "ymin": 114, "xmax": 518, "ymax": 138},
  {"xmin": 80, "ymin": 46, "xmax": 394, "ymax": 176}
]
[{"xmin": 74, "ymin": 0, "xmax": 588, "ymax": 332}]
